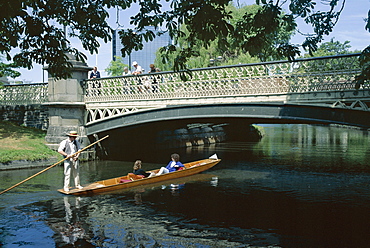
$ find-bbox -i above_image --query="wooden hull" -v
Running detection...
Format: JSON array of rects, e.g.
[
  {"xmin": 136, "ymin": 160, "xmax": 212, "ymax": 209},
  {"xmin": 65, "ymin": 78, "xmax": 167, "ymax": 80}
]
[{"xmin": 58, "ymin": 158, "xmax": 220, "ymax": 196}]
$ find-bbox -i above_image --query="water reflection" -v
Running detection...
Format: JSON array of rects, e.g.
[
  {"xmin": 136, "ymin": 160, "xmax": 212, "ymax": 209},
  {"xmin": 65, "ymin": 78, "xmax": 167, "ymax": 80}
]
[
  {"xmin": 42, "ymin": 196, "xmax": 94, "ymax": 247},
  {"xmin": 1, "ymin": 124, "xmax": 370, "ymax": 247},
  {"xmin": 54, "ymin": 178, "xmax": 254, "ymax": 247},
  {"xmin": 60, "ymin": 197, "xmax": 85, "ymax": 245},
  {"xmin": 210, "ymin": 176, "xmax": 218, "ymax": 187},
  {"xmin": 134, "ymin": 189, "xmax": 145, "ymax": 205}
]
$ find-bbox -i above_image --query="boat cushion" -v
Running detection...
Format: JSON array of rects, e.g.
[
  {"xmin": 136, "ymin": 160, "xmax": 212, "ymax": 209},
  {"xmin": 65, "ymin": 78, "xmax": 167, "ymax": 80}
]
[
  {"xmin": 127, "ymin": 173, "xmax": 145, "ymax": 180},
  {"xmin": 119, "ymin": 178, "xmax": 131, "ymax": 183}
]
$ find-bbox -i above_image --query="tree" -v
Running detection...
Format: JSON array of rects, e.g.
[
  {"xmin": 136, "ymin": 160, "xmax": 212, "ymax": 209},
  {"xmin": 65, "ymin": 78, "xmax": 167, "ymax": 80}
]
[
  {"xmin": 1, "ymin": 0, "xmax": 112, "ymax": 79},
  {"xmin": 303, "ymin": 38, "xmax": 359, "ymax": 57},
  {"xmin": 355, "ymin": 45, "xmax": 370, "ymax": 89},
  {"xmin": 106, "ymin": 56, "xmax": 128, "ymax": 76},
  {"xmin": 298, "ymin": 38, "xmax": 360, "ymax": 73},
  {"xmin": 0, "ymin": 54, "xmax": 21, "ymax": 79},
  {"xmin": 155, "ymin": 4, "xmax": 292, "ymax": 71},
  {"xmin": 1, "ymin": 0, "xmax": 369, "ymax": 85},
  {"xmin": 0, "ymin": 62, "xmax": 21, "ymax": 79}
]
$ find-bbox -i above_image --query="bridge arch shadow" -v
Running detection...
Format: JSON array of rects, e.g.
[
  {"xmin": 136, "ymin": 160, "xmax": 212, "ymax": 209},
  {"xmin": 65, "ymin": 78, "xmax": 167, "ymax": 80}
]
[
  {"xmin": 85, "ymin": 102, "xmax": 369, "ymax": 160},
  {"xmin": 86, "ymin": 102, "xmax": 370, "ymax": 136}
]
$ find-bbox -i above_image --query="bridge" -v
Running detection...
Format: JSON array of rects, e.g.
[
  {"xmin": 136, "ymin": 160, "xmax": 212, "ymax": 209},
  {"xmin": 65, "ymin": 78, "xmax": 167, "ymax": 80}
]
[
  {"xmin": 0, "ymin": 53, "xmax": 369, "ymax": 152},
  {"xmin": 83, "ymin": 53, "xmax": 369, "ymax": 133}
]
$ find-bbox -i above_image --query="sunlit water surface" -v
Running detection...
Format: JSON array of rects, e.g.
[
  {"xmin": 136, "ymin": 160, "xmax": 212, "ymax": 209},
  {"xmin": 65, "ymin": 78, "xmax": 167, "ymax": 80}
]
[{"xmin": 1, "ymin": 124, "xmax": 370, "ymax": 247}]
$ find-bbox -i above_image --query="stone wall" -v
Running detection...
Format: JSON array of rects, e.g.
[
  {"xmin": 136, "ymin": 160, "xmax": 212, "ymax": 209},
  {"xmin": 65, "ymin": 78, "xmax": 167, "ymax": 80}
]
[{"xmin": 0, "ymin": 104, "xmax": 49, "ymax": 130}]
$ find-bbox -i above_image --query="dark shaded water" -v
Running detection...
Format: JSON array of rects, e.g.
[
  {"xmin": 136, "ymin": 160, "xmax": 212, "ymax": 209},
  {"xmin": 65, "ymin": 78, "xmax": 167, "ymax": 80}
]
[{"xmin": 1, "ymin": 124, "xmax": 370, "ymax": 247}]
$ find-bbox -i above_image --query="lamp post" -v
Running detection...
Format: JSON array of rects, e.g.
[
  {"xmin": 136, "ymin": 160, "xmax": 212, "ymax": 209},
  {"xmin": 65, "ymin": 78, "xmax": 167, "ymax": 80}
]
[
  {"xmin": 209, "ymin": 55, "xmax": 223, "ymax": 67},
  {"xmin": 129, "ymin": 53, "xmax": 131, "ymax": 71}
]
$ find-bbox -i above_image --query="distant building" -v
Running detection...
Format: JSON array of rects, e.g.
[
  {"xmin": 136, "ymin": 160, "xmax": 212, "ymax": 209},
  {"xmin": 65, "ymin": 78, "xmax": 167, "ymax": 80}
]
[{"xmin": 112, "ymin": 27, "xmax": 172, "ymax": 72}]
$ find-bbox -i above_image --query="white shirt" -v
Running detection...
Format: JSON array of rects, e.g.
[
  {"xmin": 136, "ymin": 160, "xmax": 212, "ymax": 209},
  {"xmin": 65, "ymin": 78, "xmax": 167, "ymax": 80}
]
[
  {"xmin": 169, "ymin": 161, "xmax": 176, "ymax": 168},
  {"xmin": 123, "ymin": 70, "xmax": 131, "ymax": 76},
  {"xmin": 58, "ymin": 139, "xmax": 80, "ymax": 155},
  {"xmin": 134, "ymin": 65, "xmax": 142, "ymax": 74}
]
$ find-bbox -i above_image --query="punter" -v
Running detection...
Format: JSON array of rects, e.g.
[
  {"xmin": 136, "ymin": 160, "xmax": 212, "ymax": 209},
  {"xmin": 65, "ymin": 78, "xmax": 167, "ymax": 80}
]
[{"xmin": 58, "ymin": 131, "xmax": 83, "ymax": 192}]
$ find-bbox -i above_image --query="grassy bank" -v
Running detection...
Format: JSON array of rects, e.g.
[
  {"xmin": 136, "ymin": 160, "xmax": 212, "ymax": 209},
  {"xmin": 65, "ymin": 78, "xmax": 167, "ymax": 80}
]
[{"xmin": 0, "ymin": 121, "xmax": 60, "ymax": 164}]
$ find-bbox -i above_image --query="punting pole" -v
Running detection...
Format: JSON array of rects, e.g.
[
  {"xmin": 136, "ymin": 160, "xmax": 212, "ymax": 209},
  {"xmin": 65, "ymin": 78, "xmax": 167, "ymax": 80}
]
[{"xmin": 0, "ymin": 135, "xmax": 109, "ymax": 195}]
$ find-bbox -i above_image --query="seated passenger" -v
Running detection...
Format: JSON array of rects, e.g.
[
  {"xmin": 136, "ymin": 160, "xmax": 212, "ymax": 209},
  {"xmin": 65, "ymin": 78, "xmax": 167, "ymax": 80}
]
[
  {"xmin": 156, "ymin": 153, "xmax": 184, "ymax": 176},
  {"xmin": 133, "ymin": 160, "xmax": 154, "ymax": 178}
]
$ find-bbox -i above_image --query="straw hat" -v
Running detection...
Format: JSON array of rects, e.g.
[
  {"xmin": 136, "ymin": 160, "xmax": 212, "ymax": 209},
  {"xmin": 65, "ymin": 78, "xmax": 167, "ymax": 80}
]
[{"xmin": 67, "ymin": 131, "xmax": 78, "ymax": 137}]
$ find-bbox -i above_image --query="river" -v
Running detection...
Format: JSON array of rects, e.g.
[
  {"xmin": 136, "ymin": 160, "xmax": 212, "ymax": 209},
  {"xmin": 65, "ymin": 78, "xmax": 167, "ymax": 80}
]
[{"xmin": 0, "ymin": 124, "xmax": 370, "ymax": 247}]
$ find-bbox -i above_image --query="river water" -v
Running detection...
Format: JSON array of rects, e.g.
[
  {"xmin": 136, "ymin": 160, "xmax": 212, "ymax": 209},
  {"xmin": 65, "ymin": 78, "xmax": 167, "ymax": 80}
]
[{"xmin": 1, "ymin": 124, "xmax": 370, "ymax": 247}]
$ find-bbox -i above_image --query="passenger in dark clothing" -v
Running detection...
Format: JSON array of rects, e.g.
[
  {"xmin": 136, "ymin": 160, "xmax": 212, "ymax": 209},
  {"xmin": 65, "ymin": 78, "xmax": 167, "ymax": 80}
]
[{"xmin": 133, "ymin": 160, "xmax": 154, "ymax": 177}]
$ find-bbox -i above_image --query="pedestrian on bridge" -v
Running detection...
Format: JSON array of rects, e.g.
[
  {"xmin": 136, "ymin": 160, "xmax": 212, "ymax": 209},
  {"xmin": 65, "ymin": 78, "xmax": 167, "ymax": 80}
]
[
  {"xmin": 89, "ymin": 66, "xmax": 101, "ymax": 79},
  {"xmin": 132, "ymin": 61, "xmax": 143, "ymax": 75},
  {"xmin": 149, "ymin": 64, "xmax": 160, "ymax": 93},
  {"xmin": 149, "ymin": 64, "xmax": 157, "ymax": 73},
  {"xmin": 132, "ymin": 61, "xmax": 145, "ymax": 93},
  {"xmin": 122, "ymin": 67, "xmax": 131, "ymax": 76},
  {"xmin": 89, "ymin": 66, "xmax": 101, "ymax": 95}
]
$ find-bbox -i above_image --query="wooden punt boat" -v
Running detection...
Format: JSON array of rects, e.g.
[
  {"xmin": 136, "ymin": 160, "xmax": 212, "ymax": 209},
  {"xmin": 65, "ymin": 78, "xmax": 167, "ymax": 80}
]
[{"xmin": 58, "ymin": 155, "xmax": 221, "ymax": 196}]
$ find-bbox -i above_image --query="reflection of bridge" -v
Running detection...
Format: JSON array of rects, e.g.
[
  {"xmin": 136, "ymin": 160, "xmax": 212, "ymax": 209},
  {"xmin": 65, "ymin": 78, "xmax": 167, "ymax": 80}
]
[{"xmin": 0, "ymin": 53, "xmax": 369, "ymax": 148}]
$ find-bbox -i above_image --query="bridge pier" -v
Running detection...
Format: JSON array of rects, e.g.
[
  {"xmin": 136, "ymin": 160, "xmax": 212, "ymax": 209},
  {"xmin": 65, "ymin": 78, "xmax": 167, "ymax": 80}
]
[{"xmin": 43, "ymin": 54, "xmax": 93, "ymax": 159}]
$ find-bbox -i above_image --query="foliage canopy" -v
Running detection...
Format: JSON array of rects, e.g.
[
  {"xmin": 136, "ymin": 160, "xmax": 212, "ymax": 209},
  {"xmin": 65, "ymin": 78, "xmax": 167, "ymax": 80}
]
[
  {"xmin": 155, "ymin": 4, "xmax": 295, "ymax": 71},
  {"xmin": 303, "ymin": 38, "xmax": 360, "ymax": 57},
  {"xmin": 106, "ymin": 56, "xmax": 128, "ymax": 76}
]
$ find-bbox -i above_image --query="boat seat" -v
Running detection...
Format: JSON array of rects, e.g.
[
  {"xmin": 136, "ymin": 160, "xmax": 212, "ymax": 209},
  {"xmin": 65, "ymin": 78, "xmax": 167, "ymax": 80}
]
[
  {"xmin": 118, "ymin": 178, "xmax": 131, "ymax": 183},
  {"xmin": 127, "ymin": 173, "xmax": 145, "ymax": 180}
]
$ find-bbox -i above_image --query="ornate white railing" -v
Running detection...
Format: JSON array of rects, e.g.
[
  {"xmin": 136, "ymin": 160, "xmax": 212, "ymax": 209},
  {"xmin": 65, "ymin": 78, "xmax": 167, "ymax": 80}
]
[
  {"xmin": 1, "ymin": 54, "xmax": 368, "ymax": 110},
  {"xmin": 0, "ymin": 83, "xmax": 48, "ymax": 105},
  {"xmin": 84, "ymin": 53, "xmax": 366, "ymax": 104}
]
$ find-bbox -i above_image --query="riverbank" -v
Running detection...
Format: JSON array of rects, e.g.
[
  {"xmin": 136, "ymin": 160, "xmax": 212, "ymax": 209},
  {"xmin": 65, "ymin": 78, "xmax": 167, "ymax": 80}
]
[
  {"xmin": 0, "ymin": 121, "xmax": 61, "ymax": 170},
  {"xmin": 0, "ymin": 157, "xmax": 61, "ymax": 170}
]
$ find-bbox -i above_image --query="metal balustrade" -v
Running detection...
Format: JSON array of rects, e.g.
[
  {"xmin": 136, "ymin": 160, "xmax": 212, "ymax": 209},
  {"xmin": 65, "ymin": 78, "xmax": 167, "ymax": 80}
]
[
  {"xmin": 0, "ymin": 83, "xmax": 48, "ymax": 105},
  {"xmin": 84, "ymin": 54, "xmax": 364, "ymax": 104}
]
